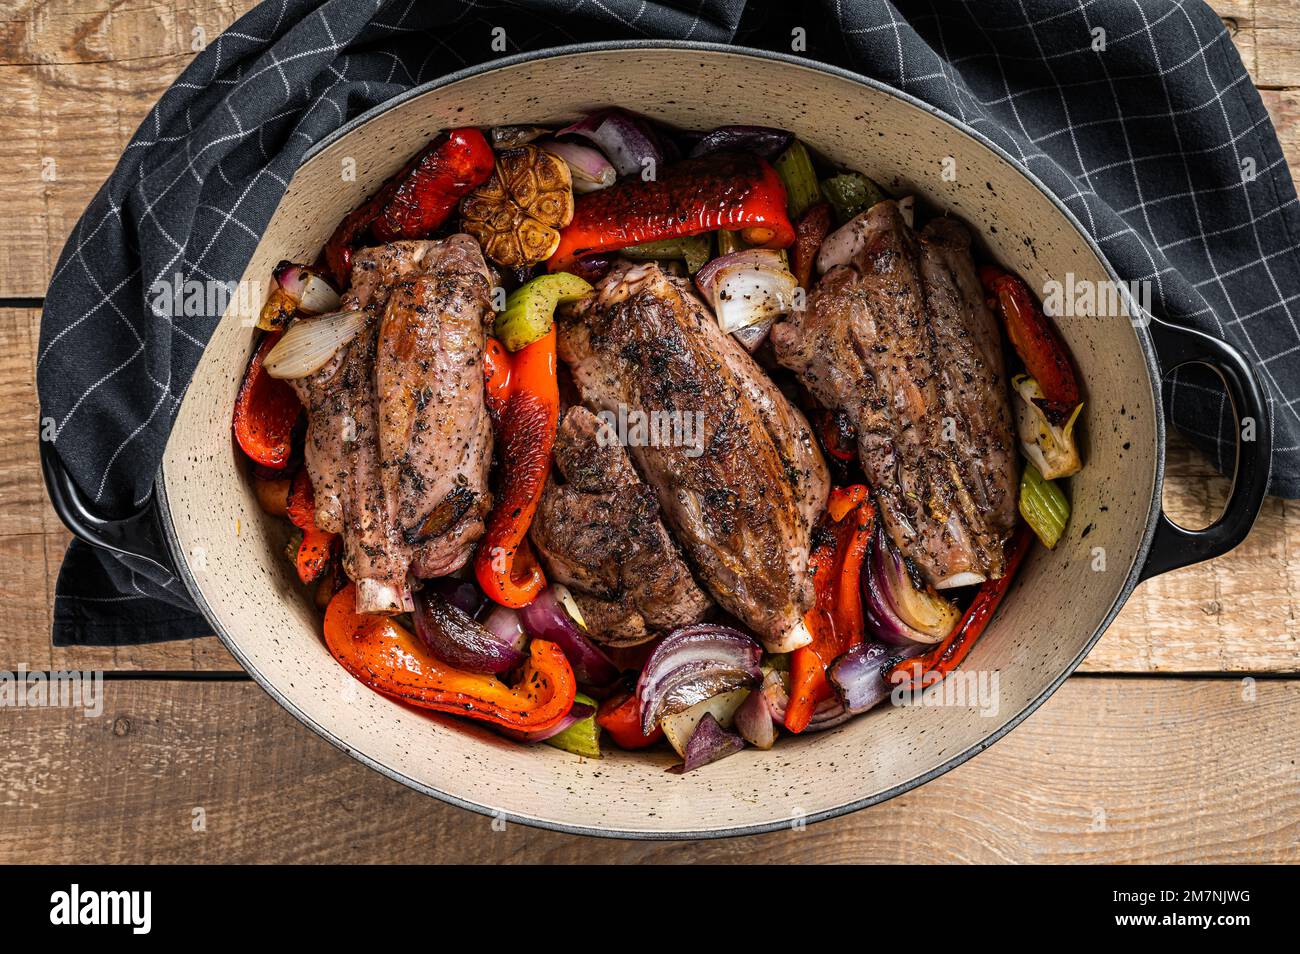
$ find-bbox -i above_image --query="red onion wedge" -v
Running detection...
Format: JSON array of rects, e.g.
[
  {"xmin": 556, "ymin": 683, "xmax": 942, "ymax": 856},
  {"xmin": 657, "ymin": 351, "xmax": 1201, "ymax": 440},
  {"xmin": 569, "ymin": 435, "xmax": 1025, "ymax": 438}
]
[
  {"xmin": 540, "ymin": 139, "xmax": 616, "ymax": 193},
  {"xmin": 669, "ymin": 713, "xmax": 745, "ymax": 774},
  {"xmin": 498, "ymin": 700, "xmax": 597, "ymax": 743},
  {"xmin": 865, "ymin": 528, "xmax": 959, "ymax": 646},
  {"xmin": 413, "ymin": 590, "xmax": 526, "ymax": 675},
  {"xmin": 558, "ymin": 109, "xmax": 663, "ymax": 179},
  {"xmin": 518, "ymin": 585, "xmax": 620, "ymax": 688},
  {"xmin": 636, "ymin": 624, "xmax": 763, "ymax": 735},
  {"xmin": 828, "ymin": 640, "xmax": 923, "ymax": 715},
  {"xmin": 425, "ymin": 576, "xmax": 485, "ymax": 618},
  {"xmin": 758, "ymin": 667, "xmax": 851, "ymax": 732},
  {"xmin": 733, "ymin": 686, "xmax": 776, "ymax": 750},
  {"xmin": 688, "ymin": 125, "xmax": 793, "ymax": 160}
]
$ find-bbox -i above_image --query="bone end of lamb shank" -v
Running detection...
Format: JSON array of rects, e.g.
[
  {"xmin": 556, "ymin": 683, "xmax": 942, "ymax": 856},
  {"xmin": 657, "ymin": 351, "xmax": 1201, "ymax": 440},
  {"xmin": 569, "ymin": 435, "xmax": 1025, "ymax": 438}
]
[
  {"xmin": 530, "ymin": 406, "xmax": 713, "ymax": 646},
  {"xmin": 773, "ymin": 200, "xmax": 1018, "ymax": 588},
  {"xmin": 558, "ymin": 261, "xmax": 829, "ymax": 652},
  {"xmin": 289, "ymin": 236, "xmax": 494, "ymax": 615}
]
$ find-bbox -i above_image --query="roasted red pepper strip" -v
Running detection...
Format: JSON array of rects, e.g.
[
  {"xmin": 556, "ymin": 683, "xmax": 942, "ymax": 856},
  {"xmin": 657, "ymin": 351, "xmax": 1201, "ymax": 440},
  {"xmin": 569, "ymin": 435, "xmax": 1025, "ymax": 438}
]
[
  {"xmin": 324, "ymin": 128, "xmax": 494, "ymax": 286},
  {"xmin": 816, "ymin": 408, "xmax": 857, "ymax": 462},
  {"xmin": 887, "ymin": 523, "xmax": 1033, "ymax": 691},
  {"xmin": 596, "ymin": 689, "xmax": 665, "ymax": 750},
  {"xmin": 786, "ymin": 486, "xmax": 874, "ymax": 734},
  {"xmin": 547, "ymin": 152, "xmax": 795, "ymax": 272},
  {"xmin": 791, "ymin": 201, "xmax": 833, "ymax": 291},
  {"xmin": 286, "ymin": 468, "xmax": 338, "ymax": 584},
  {"xmin": 233, "ymin": 331, "xmax": 300, "ymax": 470},
  {"xmin": 325, "ymin": 583, "xmax": 577, "ymax": 731},
  {"xmin": 979, "ymin": 265, "xmax": 1080, "ymax": 416},
  {"xmin": 475, "ymin": 328, "xmax": 559, "ymax": 607}
]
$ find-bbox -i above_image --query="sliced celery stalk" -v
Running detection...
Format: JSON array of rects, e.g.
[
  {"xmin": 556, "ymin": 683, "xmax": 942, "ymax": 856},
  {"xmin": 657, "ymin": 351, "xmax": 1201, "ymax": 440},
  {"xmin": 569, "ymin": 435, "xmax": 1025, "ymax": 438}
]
[
  {"xmin": 495, "ymin": 272, "xmax": 593, "ymax": 352},
  {"xmin": 774, "ymin": 140, "xmax": 823, "ymax": 219},
  {"xmin": 821, "ymin": 172, "xmax": 887, "ymax": 224},
  {"xmin": 1019, "ymin": 462, "xmax": 1070, "ymax": 549},
  {"xmin": 545, "ymin": 692, "xmax": 602, "ymax": 759},
  {"xmin": 621, "ymin": 235, "xmax": 713, "ymax": 273}
]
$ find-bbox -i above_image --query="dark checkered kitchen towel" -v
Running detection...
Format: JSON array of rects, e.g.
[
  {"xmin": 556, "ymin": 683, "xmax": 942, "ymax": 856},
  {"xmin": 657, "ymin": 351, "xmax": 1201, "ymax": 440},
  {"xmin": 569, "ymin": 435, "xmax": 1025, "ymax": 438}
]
[{"xmin": 39, "ymin": 0, "xmax": 1300, "ymax": 644}]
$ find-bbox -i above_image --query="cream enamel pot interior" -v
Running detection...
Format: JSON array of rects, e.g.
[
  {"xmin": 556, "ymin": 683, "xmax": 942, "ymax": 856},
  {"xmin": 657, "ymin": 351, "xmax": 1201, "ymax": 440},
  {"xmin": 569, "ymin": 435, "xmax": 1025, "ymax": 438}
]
[{"xmin": 42, "ymin": 43, "xmax": 1271, "ymax": 839}]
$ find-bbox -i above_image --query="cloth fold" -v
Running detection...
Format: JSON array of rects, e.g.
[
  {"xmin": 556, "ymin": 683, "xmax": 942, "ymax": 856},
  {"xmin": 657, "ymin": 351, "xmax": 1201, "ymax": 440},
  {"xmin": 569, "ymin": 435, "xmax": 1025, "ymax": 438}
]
[{"xmin": 39, "ymin": 0, "xmax": 1300, "ymax": 645}]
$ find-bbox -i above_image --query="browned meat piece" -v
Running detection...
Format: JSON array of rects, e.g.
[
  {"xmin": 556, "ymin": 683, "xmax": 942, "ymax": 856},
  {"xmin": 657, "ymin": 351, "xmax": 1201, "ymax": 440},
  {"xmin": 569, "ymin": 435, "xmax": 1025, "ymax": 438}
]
[
  {"xmin": 290, "ymin": 319, "xmax": 410, "ymax": 614},
  {"xmin": 772, "ymin": 201, "xmax": 1017, "ymax": 586},
  {"xmin": 530, "ymin": 406, "xmax": 713, "ymax": 646},
  {"xmin": 917, "ymin": 217, "xmax": 1019, "ymax": 575},
  {"xmin": 373, "ymin": 236, "xmax": 494, "ymax": 578},
  {"xmin": 289, "ymin": 236, "xmax": 494, "ymax": 614},
  {"xmin": 559, "ymin": 262, "xmax": 829, "ymax": 652}
]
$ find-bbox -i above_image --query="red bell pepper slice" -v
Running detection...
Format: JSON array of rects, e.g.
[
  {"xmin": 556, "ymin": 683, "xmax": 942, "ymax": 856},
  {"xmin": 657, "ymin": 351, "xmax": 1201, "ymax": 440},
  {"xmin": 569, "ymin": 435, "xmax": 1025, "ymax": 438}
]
[
  {"xmin": 596, "ymin": 689, "xmax": 665, "ymax": 750},
  {"xmin": 474, "ymin": 330, "xmax": 559, "ymax": 608},
  {"xmin": 233, "ymin": 331, "xmax": 300, "ymax": 470},
  {"xmin": 324, "ymin": 127, "xmax": 495, "ymax": 286},
  {"xmin": 547, "ymin": 152, "xmax": 795, "ymax": 272},
  {"xmin": 286, "ymin": 468, "xmax": 338, "ymax": 584},
  {"xmin": 887, "ymin": 523, "xmax": 1033, "ymax": 691},
  {"xmin": 790, "ymin": 201, "xmax": 833, "ymax": 291},
  {"xmin": 325, "ymin": 583, "xmax": 577, "ymax": 731},
  {"xmin": 979, "ymin": 265, "xmax": 1080, "ymax": 416},
  {"xmin": 786, "ymin": 485, "xmax": 874, "ymax": 734}
]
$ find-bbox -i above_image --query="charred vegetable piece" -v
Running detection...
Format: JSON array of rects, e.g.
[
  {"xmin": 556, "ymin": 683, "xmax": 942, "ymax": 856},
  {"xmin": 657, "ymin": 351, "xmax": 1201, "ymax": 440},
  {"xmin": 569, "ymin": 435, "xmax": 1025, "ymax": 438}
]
[
  {"xmin": 865, "ymin": 526, "xmax": 959, "ymax": 645},
  {"xmin": 1012, "ymin": 374, "xmax": 1084, "ymax": 479},
  {"xmin": 787, "ymin": 486, "xmax": 874, "ymax": 734},
  {"xmin": 791, "ymin": 202, "xmax": 833, "ymax": 290},
  {"xmin": 694, "ymin": 248, "xmax": 799, "ymax": 334},
  {"xmin": 324, "ymin": 128, "xmax": 494, "ymax": 285},
  {"xmin": 545, "ymin": 692, "xmax": 602, "ymax": 758},
  {"xmin": 413, "ymin": 587, "xmax": 526, "ymax": 675},
  {"xmin": 324, "ymin": 583, "xmax": 577, "ymax": 732},
  {"xmin": 620, "ymin": 235, "xmax": 714, "ymax": 273},
  {"xmin": 474, "ymin": 331, "xmax": 559, "ymax": 607},
  {"xmin": 232, "ymin": 332, "xmax": 300, "ymax": 470},
  {"xmin": 660, "ymin": 688, "xmax": 749, "ymax": 758},
  {"xmin": 1019, "ymin": 462, "xmax": 1070, "ymax": 549},
  {"xmin": 980, "ymin": 265, "xmax": 1081, "ymax": 416},
  {"xmin": 887, "ymin": 524, "xmax": 1033, "ymax": 690},
  {"xmin": 596, "ymin": 689, "xmax": 665, "ymax": 750},
  {"xmin": 688, "ymin": 125, "xmax": 793, "ymax": 161},
  {"xmin": 557, "ymin": 109, "xmax": 663, "ymax": 179},
  {"xmin": 635, "ymin": 624, "xmax": 763, "ymax": 735},
  {"xmin": 517, "ymin": 584, "xmax": 619, "ymax": 687},
  {"xmin": 252, "ymin": 473, "xmax": 291, "ymax": 517},
  {"xmin": 461, "ymin": 144, "xmax": 575, "ymax": 267},
  {"xmin": 773, "ymin": 140, "xmax": 823, "ymax": 219},
  {"xmin": 546, "ymin": 152, "xmax": 794, "ymax": 272},
  {"xmin": 820, "ymin": 172, "xmax": 887, "ymax": 225},
  {"xmin": 286, "ymin": 468, "xmax": 337, "ymax": 584},
  {"xmin": 495, "ymin": 272, "xmax": 593, "ymax": 352},
  {"xmin": 669, "ymin": 713, "xmax": 745, "ymax": 774}
]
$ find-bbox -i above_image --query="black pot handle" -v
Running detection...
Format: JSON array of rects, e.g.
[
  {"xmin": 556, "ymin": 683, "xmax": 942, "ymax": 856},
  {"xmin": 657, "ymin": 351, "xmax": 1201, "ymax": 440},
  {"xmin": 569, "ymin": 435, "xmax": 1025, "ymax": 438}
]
[
  {"xmin": 1139, "ymin": 318, "xmax": 1272, "ymax": 581},
  {"xmin": 39, "ymin": 438, "xmax": 176, "ymax": 577}
]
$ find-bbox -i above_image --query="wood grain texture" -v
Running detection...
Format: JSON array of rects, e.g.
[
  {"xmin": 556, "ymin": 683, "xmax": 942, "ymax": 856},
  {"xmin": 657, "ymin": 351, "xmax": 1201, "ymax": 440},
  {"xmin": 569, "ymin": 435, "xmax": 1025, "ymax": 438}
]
[{"xmin": 0, "ymin": 676, "xmax": 1293, "ymax": 863}]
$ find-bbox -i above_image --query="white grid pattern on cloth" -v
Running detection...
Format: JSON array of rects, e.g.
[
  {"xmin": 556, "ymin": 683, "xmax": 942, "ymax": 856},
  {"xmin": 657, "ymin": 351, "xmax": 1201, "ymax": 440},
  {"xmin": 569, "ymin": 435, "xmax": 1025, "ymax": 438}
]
[{"xmin": 37, "ymin": 0, "xmax": 1300, "ymax": 641}]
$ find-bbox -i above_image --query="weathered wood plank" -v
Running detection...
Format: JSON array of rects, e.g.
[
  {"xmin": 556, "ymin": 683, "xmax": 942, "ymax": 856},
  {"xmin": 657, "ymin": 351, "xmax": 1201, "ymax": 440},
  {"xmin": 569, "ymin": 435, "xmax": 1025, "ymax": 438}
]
[
  {"xmin": 0, "ymin": 2, "xmax": 1294, "ymax": 296},
  {"xmin": 0, "ymin": 676, "xmax": 1294, "ymax": 863}
]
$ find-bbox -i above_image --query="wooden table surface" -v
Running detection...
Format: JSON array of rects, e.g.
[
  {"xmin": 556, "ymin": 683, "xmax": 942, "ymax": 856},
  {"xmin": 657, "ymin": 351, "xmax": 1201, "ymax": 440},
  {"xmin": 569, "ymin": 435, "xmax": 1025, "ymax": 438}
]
[{"xmin": 2, "ymin": 1, "xmax": 1298, "ymax": 863}]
